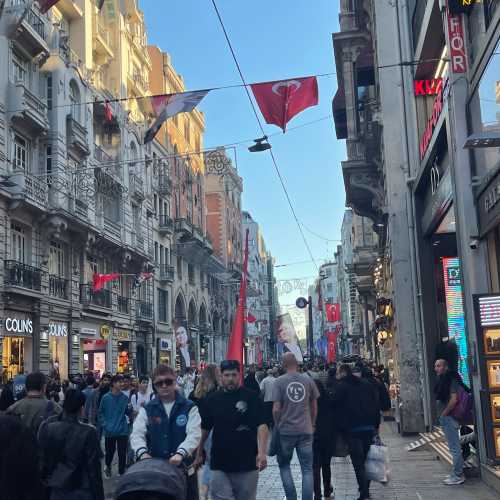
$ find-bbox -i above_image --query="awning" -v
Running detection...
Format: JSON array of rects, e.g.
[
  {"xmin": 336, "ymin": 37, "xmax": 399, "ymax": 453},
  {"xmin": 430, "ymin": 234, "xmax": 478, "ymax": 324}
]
[{"xmin": 333, "ymin": 86, "xmax": 347, "ymax": 139}]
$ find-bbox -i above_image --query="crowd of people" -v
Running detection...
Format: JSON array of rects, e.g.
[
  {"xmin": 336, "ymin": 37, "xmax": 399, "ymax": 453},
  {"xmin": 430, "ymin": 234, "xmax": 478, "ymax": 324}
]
[{"xmin": 0, "ymin": 352, "xmax": 470, "ymax": 500}]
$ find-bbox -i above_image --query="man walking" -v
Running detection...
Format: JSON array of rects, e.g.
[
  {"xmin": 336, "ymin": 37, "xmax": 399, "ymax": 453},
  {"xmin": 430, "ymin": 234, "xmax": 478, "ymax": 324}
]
[
  {"xmin": 434, "ymin": 358, "xmax": 467, "ymax": 485},
  {"xmin": 98, "ymin": 374, "xmax": 131, "ymax": 477},
  {"xmin": 131, "ymin": 364, "xmax": 201, "ymax": 500},
  {"xmin": 259, "ymin": 368, "xmax": 277, "ymax": 427},
  {"xmin": 85, "ymin": 372, "xmax": 111, "ymax": 428},
  {"xmin": 272, "ymin": 352, "xmax": 319, "ymax": 500},
  {"xmin": 7, "ymin": 371, "xmax": 61, "ymax": 435},
  {"xmin": 197, "ymin": 359, "xmax": 268, "ymax": 500}
]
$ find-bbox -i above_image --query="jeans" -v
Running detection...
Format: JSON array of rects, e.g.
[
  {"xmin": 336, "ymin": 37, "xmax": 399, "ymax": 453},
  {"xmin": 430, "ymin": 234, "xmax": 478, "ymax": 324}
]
[
  {"xmin": 440, "ymin": 415, "xmax": 464, "ymax": 477},
  {"xmin": 210, "ymin": 470, "xmax": 259, "ymax": 500},
  {"xmin": 313, "ymin": 439, "xmax": 332, "ymax": 498},
  {"xmin": 345, "ymin": 431, "xmax": 373, "ymax": 499},
  {"xmin": 104, "ymin": 435, "xmax": 128, "ymax": 475},
  {"xmin": 277, "ymin": 434, "xmax": 314, "ymax": 500},
  {"xmin": 201, "ymin": 431, "xmax": 213, "ymax": 487}
]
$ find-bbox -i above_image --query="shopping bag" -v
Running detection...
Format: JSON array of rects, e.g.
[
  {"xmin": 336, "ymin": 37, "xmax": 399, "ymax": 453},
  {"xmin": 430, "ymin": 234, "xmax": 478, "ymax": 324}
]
[
  {"xmin": 365, "ymin": 444, "xmax": 390, "ymax": 484},
  {"xmin": 332, "ymin": 432, "xmax": 349, "ymax": 457},
  {"xmin": 268, "ymin": 427, "xmax": 281, "ymax": 457}
]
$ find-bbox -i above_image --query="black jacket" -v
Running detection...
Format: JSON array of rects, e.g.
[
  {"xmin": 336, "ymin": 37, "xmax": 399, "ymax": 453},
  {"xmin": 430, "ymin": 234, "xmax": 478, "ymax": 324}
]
[
  {"xmin": 38, "ymin": 413, "xmax": 104, "ymax": 500},
  {"xmin": 365, "ymin": 375, "xmax": 391, "ymax": 412},
  {"xmin": 244, "ymin": 373, "xmax": 261, "ymax": 395},
  {"xmin": 313, "ymin": 380, "xmax": 336, "ymax": 445},
  {"xmin": 331, "ymin": 375, "xmax": 381, "ymax": 432}
]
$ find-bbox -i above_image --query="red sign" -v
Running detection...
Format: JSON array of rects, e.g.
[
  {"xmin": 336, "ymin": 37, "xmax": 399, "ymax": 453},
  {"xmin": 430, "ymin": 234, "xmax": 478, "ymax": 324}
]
[
  {"xmin": 419, "ymin": 83, "xmax": 445, "ymax": 160},
  {"xmin": 447, "ymin": 9, "xmax": 467, "ymax": 74},
  {"xmin": 414, "ymin": 79, "xmax": 442, "ymax": 96}
]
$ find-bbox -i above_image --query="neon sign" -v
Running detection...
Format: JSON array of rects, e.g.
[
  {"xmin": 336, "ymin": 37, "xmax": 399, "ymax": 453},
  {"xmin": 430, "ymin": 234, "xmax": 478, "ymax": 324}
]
[
  {"xmin": 442, "ymin": 257, "xmax": 470, "ymax": 386},
  {"xmin": 414, "ymin": 79, "xmax": 442, "ymax": 96}
]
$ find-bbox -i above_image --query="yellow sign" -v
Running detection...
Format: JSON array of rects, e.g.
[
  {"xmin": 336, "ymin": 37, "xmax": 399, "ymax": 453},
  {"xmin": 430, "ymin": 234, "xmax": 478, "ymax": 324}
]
[
  {"xmin": 100, "ymin": 325, "xmax": 111, "ymax": 340},
  {"xmin": 115, "ymin": 329, "xmax": 131, "ymax": 341}
]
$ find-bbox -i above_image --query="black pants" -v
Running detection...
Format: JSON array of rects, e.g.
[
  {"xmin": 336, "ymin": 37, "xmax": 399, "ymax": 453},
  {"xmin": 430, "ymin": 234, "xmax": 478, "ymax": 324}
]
[
  {"xmin": 105, "ymin": 435, "xmax": 128, "ymax": 475},
  {"xmin": 187, "ymin": 471, "xmax": 199, "ymax": 500},
  {"xmin": 264, "ymin": 401, "xmax": 274, "ymax": 427},
  {"xmin": 345, "ymin": 431, "xmax": 373, "ymax": 499},
  {"xmin": 313, "ymin": 439, "xmax": 332, "ymax": 498}
]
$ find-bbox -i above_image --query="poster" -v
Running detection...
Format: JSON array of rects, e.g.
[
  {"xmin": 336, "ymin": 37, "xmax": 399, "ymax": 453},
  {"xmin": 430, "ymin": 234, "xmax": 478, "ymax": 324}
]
[
  {"xmin": 277, "ymin": 313, "xmax": 304, "ymax": 362},
  {"xmin": 175, "ymin": 325, "xmax": 190, "ymax": 370}
]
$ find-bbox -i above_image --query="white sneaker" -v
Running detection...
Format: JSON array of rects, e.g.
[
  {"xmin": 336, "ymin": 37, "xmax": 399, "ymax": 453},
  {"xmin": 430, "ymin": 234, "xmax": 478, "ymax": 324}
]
[{"xmin": 443, "ymin": 475, "xmax": 465, "ymax": 485}]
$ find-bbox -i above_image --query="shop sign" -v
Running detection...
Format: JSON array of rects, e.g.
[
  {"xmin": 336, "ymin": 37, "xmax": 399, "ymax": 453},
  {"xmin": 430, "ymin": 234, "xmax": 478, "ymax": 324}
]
[
  {"xmin": 81, "ymin": 327, "xmax": 97, "ymax": 336},
  {"xmin": 447, "ymin": 9, "xmax": 467, "ymax": 74},
  {"xmin": 115, "ymin": 329, "xmax": 131, "ymax": 341},
  {"xmin": 422, "ymin": 169, "xmax": 452, "ymax": 234},
  {"xmin": 100, "ymin": 325, "xmax": 111, "ymax": 340},
  {"xmin": 419, "ymin": 81, "xmax": 446, "ymax": 160},
  {"xmin": 159, "ymin": 338, "xmax": 172, "ymax": 351},
  {"xmin": 49, "ymin": 322, "xmax": 68, "ymax": 337},
  {"xmin": 4, "ymin": 317, "xmax": 33, "ymax": 335},
  {"xmin": 448, "ymin": 0, "xmax": 479, "ymax": 16},
  {"xmin": 478, "ymin": 295, "xmax": 500, "ymax": 327},
  {"xmin": 414, "ymin": 78, "xmax": 442, "ymax": 96},
  {"xmin": 478, "ymin": 170, "xmax": 500, "ymax": 236}
]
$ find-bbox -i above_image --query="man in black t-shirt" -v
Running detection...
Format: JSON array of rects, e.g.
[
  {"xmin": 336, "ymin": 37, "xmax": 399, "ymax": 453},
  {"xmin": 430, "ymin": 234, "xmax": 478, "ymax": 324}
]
[{"xmin": 196, "ymin": 359, "xmax": 268, "ymax": 500}]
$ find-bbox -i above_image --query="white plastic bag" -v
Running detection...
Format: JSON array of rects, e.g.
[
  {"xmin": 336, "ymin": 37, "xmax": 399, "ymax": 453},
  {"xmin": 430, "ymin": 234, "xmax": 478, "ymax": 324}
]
[{"xmin": 365, "ymin": 444, "xmax": 390, "ymax": 484}]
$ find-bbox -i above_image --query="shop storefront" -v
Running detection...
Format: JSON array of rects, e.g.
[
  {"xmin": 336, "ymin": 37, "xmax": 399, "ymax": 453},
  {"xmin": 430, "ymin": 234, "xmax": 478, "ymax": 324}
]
[
  {"xmin": 157, "ymin": 337, "xmax": 172, "ymax": 366},
  {"xmin": 80, "ymin": 323, "xmax": 110, "ymax": 377},
  {"xmin": 48, "ymin": 321, "xmax": 69, "ymax": 380},
  {"xmin": 115, "ymin": 328, "xmax": 132, "ymax": 373},
  {"xmin": 2, "ymin": 312, "xmax": 33, "ymax": 381}
]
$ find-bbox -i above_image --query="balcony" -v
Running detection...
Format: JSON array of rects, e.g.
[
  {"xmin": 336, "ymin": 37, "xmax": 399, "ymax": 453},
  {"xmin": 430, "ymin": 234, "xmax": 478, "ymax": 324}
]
[
  {"xmin": 5, "ymin": 1, "xmax": 49, "ymax": 58},
  {"xmin": 103, "ymin": 218, "xmax": 122, "ymax": 241},
  {"xmin": 158, "ymin": 175, "xmax": 172, "ymax": 196},
  {"xmin": 94, "ymin": 145, "xmax": 122, "ymax": 181},
  {"xmin": 56, "ymin": 0, "xmax": 84, "ymax": 20},
  {"xmin": 131, "ymin": 231, "xmax": 145, "ymax": 252},
  {"xmin": 128, "ymin": 70, "xmax": 149, "ymax": 94},
  {"xmin": 4, "ymin": 260, "xmax": 42, "ymax": 292},
  {"xmin": 158, "ymin": 214, "xmax": 174, "ymax": 234},
  {"xmin": 49, "ymin": 275, "xmax": 68, "ymax": 299},
  {"xmin": 129, "ymin": 173, "xmax": 144, "ymax": 201},
  {"xmin": 174, "ymin": 218, "xmax": 193, "ymax": 237},
  {"xmin": 117, "ymin": 295, "xmax": 130, "ymax": 314},
  {"xmin": 80, "ymin": 284, "xmax": 112, "ymax": 309},
  {"xmin": 136, "ymin": 301, "xmax": 153, "ymax": 321},
  {"xmin": 94, "ymin": 15, "xmax": 114, "ymax": 59},
  {"xmin": 10, "ymin": 171, "xmax": 49, "ymax": 209},
  {"xmin": 8, "ymin": 82, "xmax": 48, "ymax": 132},
  {"xmin": 159, "ymin": 265, "xmax": 175, "ymax": 283},
  {"xmin": 67, "ymin": 115, "xmax": 89, "ymax": 156}
]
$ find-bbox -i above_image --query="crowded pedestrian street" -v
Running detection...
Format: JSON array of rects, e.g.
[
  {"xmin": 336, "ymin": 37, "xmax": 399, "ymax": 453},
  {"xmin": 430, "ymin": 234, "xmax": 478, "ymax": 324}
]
[{"xmin": 3, "ymin": 0, "xmax": 500, "ymax": 499}]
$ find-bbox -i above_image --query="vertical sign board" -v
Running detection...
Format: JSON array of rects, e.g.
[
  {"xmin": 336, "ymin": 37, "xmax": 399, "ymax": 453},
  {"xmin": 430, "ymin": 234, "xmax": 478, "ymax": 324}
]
[
  {"xmin": 446, "ymin": 7, "xmax": 468, "ymax": 73},
  {"xmin": 442, "ymin": 257, "xmax": 470, "ymax": 387},
  {"xmin": 474, "ymin": 293, "xmax": 500, "ymax": 462}
]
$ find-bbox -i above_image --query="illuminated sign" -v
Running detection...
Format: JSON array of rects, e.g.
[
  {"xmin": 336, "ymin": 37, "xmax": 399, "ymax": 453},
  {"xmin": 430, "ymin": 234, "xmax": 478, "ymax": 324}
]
[
  {"xmin": 447, "ymin": 9, "xmax": 467, "ymax": 73},
  {"xmin": 414, "ymin": 79, "xmax": 442, "ymax": 96},
  {"xmin": 442, "ymin": 257, "xmax": 470, "ymax": 386},
  {"xmin": 448, "ymin": 0, "xmax": 481, "ymax": 15},
  {"xmin": 479, "ymin": 296, "xmax": 500, "ymax": 327},
  {"xmin": 419, "ymin": 82, "xmax": 445, "ymax": 160}
]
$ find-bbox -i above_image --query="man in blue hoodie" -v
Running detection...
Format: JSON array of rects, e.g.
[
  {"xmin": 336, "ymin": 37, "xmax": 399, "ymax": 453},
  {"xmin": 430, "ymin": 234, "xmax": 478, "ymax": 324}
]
[{"xmin": 98, "ymin": 374, "xmax": 132, "ymax": 477}]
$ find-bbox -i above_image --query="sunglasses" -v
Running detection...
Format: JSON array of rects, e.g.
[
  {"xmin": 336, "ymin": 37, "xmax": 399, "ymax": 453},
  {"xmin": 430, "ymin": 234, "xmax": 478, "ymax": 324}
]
[{"xmin": 154, "ymin": 378, "xmax": 175, "ymax": 387}]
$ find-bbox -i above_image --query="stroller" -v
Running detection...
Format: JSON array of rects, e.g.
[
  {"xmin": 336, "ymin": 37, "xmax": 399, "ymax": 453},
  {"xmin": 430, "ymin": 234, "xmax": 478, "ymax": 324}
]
[{"xmin": 114, "ymin": 459, "xmax": 187, "ymax": 500}]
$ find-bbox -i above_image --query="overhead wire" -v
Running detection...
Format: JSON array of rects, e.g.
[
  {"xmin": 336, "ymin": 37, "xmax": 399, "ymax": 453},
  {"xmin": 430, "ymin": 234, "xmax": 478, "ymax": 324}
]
[{"xmin": 210, "ymin": 0, "xmax": 320, "ymax": 272}]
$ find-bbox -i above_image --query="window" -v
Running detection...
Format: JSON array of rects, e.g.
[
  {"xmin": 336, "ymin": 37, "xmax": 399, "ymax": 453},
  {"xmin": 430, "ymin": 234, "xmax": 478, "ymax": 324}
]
[
  {"xmin": 327, "ymin": 283, "xmax": 333, "ymax": 293},
  {"xmin": 14, "ymin": 134, "xmax": 29, "ymax": 171},
  {"xmin": 103, "ymin": 192, "xmax": 121, "ymax": 222},
  {"xmin": 132, "ymin": 204, "xmax": 141, "ymax": 234},
  {"xmin": 47, "ymin": 76, "xmax": 53, "ymax": 110},
  {"xmin": 69, "ymin": 80, "xmax": 81, "ymax": 122},
  {"xmin": 163, "ymin": 200, "xmax": 169, "ymax": 217},
  {"xmin": 159, "ymin": 244, "xmax": 165, "ymax": 266},
  {"xmin": 12, "ymin": 51, "xmax": 28, "ymax": 84},
  {"xmin": 49, "ymin": 241, "xmax": 65, "ymax": 276},
  {"xmin": 188, "ymin": 264, "xmax": 195, "ymax": 284},
  {"xmin": 46, "ymin": 146, "xmax": 52, "ymax": 186},
  {"xmin": 177, "ymin": 256, "xmax": 183, "ymax": 279},
  {"xmin": 158, "ymin": 289, "xmax": 168, "ymax": 322},
  {"xmin": 154, "ymin": 242, "xmax": 158, "ymax": 264},
  {"xmin": 11, "ymin": 223, "xmax": 26, "ymax": 263},
  {"xmin": 184, "ymin": 120, "xmax": 191, "ymax": 144},
  {"xmin": 153, "ymin": 194, "xmax": 158, "ymax": 216}
]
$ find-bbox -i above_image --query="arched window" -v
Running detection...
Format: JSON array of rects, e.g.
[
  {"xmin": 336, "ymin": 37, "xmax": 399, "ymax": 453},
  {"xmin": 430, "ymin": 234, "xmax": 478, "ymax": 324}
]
[
  {"xmin": 130, "ymin": 142, "xmax": 138, "ymax": 168},
  {"xmin": 69, "ymin": 80, "xmax": 81, "ymax": 122}
]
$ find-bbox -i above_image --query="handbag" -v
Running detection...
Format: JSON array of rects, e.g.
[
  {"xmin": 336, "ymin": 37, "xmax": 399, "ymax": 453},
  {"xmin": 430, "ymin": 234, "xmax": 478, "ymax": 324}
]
[
  {"xmin": 268, "ymin": 426, "xmax": 281, "ymax": 457},
  {"xmin": 331, "ymin": 432, "xmax": 349, "ymax": 457},
  {"xmin": 365, "ymin": 444, "xmax": 390, "ymax": 484}
]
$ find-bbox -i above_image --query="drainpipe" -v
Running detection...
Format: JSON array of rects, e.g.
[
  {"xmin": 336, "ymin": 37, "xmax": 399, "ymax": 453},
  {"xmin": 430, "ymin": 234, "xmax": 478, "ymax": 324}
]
[{"xmin": 395, "ymin": 0, "xmax": 431, "ymax": 430}]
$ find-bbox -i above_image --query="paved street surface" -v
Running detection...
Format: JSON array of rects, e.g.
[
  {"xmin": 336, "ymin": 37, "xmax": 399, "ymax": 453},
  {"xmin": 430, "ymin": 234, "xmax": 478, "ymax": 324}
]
[{"xmin": 104, "ymin": 423, "xmax": 498, "ymax": 499}]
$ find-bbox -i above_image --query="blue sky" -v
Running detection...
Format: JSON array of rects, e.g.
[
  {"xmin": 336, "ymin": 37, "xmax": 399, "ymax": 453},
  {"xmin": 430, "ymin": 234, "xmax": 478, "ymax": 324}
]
[{"xmin": 141, "ymin": 0, "xmax": 346, "ymax": 309}]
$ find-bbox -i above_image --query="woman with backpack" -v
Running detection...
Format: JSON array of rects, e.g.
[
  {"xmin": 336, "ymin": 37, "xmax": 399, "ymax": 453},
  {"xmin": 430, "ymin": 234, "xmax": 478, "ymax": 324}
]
[
  {"xmin": 38, "ymin": 389, "xmax": 104, "ymax": 500},
  {"xmin": 434, "ymin": 358, "xmax": 472, "ymax": 486}
]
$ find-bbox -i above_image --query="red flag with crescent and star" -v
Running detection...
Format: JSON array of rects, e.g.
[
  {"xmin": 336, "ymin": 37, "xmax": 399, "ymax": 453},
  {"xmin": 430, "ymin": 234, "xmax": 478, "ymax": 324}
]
[{"xmin": 250, "ymin": 76, "xmax": 318, "ymax": 132}]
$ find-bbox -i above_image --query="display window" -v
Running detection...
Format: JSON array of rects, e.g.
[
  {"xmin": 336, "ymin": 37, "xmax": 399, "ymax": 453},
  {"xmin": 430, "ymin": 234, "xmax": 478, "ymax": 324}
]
[
  {"xmin": 49, "ymin": 334, "xmax": 68, "ymax": 380},
  {"xmin": 2, "ymin": 337, "xmax": 32, "ymax": 380},
  {"xmin": 484, "ymin": 328, "xmax": 500, "ymax": 355},
  {"xmin": 487, "ymin": 360, "xmax": 500, "ymax": 389},
  {"xmin": 495, "ymin": 428, "xmax": 500, "ymax": 458},
  {"xmin": 83, "ymin": 339, "xmax": 107, "ymax": 377},
  {"xmin": 491, "ymin": 394, "xmax": 500, "ymax": 424},
  {"xmin": 117, "ymin": 341, "xmax": 130, "ymax": 373}
]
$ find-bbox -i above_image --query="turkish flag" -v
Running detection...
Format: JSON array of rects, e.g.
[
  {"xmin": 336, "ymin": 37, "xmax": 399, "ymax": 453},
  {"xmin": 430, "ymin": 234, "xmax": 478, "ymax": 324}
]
[
  {"xmin": 326, "ymin": 303, "xmax": 341, "ymax": 323},
  {"xmin": 104, "ymin": 101, "xmax": 113, "ymax": 123},
  {"xmin": 326, "ymin": 330, "xmax": 338, "ymax": 363},
  {"xmin": 250, "ymin": 76, "xmax": 318, "ymax": 132}
]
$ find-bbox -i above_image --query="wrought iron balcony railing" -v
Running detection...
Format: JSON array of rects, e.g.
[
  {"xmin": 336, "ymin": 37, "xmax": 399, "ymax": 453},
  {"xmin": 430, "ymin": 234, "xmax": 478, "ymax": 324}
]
[
  {"xmin": 49, "ymin": 275, "xmax": 68, "ymax": 299},
  {"xmin": 80, "ymin": 284, "xmax": 111, "ymax": 308},
  {"xmin": 136, "ymin": 300, "xmax": 153, "ymax": 320},
  {"xmin": 158, "ymin": 214, "xmax": 174, "ymax": 233},
  {"xmin": 4, "ymin": 260, "xmax": 42, "ymax": 291},
  {"xmin": 117, "ymin": 295, "xmax": 130, "ymax": 314},
  {"xmin": 159, "ymin": 265, "xmax": 175, "ymax": 282}
]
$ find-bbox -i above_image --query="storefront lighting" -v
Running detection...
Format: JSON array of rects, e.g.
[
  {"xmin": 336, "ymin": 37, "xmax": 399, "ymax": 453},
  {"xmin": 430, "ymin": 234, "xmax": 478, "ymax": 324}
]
[
  {"xmin": 41, "ymin": 329, "xmax": 48, "ymax": 341},
  {"xmin": 434, "ymin": 46, "xmax": 448, "ymax": 80},
  {"xmin": 72, "ymin": 334, "xmax": 79, "ymax": 345}
]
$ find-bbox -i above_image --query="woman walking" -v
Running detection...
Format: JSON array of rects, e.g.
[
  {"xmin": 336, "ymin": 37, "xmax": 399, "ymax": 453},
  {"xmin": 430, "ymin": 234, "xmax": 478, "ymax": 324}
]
[{"xmin": 190, "ymin": 364, "xmax": 220, "ymax": 500}]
